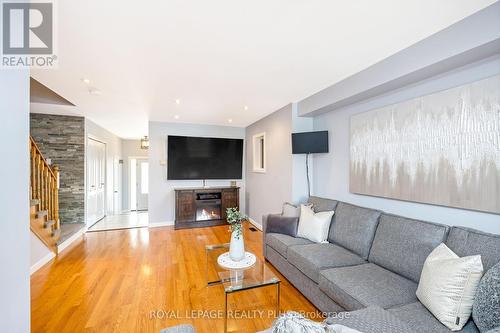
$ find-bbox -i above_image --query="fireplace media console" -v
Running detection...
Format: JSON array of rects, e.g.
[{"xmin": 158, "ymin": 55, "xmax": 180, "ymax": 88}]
[{"xmin": 174, "ymin": 186, "xmax": 239, "ymax": 229}]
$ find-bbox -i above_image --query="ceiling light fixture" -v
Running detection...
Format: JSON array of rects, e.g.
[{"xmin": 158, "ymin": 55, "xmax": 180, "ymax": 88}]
[
  {"xmin": 88, "ymin": 88, "xmax": 102, "ymax": 95},
  {"xmin": 140, "ymin": 136, "xmax": 149, "ymax": 150},
  {"xmin": 228, "ymin": 119, "xmax": 233, "ymax": 123},
  {"xmin": 174, "ymin": 115, "xmax": 180, "ymax": 119},
  {"xmin": 244, "ymin": 105, "xmax": 248, "ymax": 111},
  {"xmin": 175, "ymin": 99, "xmax": 181, "ymax": 105},
  {"xmin": 81, "ymin": 78, "xmax": 90, "ymax": 84}
]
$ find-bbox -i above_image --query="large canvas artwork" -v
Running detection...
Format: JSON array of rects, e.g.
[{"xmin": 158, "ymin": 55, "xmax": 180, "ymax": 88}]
[{"xmin": 350, "ymin": 74, "xmax": 500, "ymax": 214}]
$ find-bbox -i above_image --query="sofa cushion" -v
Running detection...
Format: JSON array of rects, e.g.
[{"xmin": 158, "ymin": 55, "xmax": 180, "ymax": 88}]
[
  {"xmin": 287, "ymin": 243, "xmax": 366, "ymax": 283},
  {"xmin": 368, "ymin": 214, "xmax": 449, "ymax": 282},
  {"xmin": 319, "ymin": 263, "xmax": 418, "ymax": 311},
  {"xmin": 388, "ymin": 302, "xmax": 479, "ymax": 333},
  {"xmin": 265, "ymin": 233, "xmax": 312, "ymax": 259},
  {"xmin": 308, "ymin": 196, "xmax": 338, "ymax": 212},
  {"xmin": 446, "ymin": 226, "xmax": 500, "ymax": 272},
  {"xmin": 325, "ymin": 306, "xmax": 413, "ymax": 333},
  {"xmin": 329, "ymin": 202, "xmax": 381, "ymax": 259}
]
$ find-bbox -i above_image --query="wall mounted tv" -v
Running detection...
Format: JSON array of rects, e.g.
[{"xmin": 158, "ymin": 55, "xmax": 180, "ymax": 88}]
[
  {"xmin": 167, "ymin": 135, "xmax": 244, "ymax": 180},
  {"xmin": 292, "ymin": 130, "xmax": 329, "ymax": 154}
]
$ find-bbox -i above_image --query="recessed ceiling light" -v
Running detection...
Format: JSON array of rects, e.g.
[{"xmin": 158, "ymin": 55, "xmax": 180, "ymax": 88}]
[
  {"xmin": 81, "ymin": 78, "xmax": 90, "ymax": 84},
  {"xmin": 174, "ymin": 115, "xmax": 180, "ymax": 119},
  {"xmin": 88, "ymin": 88, "xmax": 101, "ymax": 95},
  {"xmin": 244, "ymin": 105, "xmax": 248, "ymax": 111},
  {"xmin": 175, "ymin": 99, "xmax": 181, "ymax": 105},
  {"xmin": 228, "ymin": 119, "xmax": 233, "ymax": 123}
]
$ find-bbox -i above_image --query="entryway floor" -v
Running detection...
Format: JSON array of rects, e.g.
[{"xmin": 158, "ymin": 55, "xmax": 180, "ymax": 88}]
[{"xmin": 88, "ymin": 211, "xmax": 149, "ymax": 231}]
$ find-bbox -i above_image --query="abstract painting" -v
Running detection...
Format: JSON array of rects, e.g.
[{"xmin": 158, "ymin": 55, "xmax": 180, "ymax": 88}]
[{"xmin": 350, "ymin": 74, "xmax": 500, "ymax": 214}]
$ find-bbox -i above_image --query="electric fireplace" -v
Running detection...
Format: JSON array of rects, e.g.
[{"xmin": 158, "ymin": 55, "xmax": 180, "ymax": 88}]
[
  {"xmin": 195, "ymin": 192, "xmax": 222, "ymax": 221},
  {"xmin": 174, "ymin": 187, "xmax": 239, "ymax": 229}
]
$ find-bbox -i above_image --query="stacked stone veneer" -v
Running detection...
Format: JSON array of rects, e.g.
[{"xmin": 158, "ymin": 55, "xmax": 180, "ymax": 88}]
[{"xmin": 30, "ymin": 113, "xmax": 85, "ymax": 224}]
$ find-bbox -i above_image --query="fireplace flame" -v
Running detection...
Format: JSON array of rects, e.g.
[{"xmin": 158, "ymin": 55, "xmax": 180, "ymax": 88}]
[{"xmin": 199, "ymin": 208, "xmax": 220, "ymax": 220}]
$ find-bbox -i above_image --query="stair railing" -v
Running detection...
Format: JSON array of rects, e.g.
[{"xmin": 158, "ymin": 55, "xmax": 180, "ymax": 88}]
[{"xmin": 30, "ymin": 136, "xmax": 60, "ymax": 230}]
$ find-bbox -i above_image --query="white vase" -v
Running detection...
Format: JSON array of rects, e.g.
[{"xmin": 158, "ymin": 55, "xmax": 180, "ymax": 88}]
[{"xmin": 229, "ymin": 228, "xmax": 245, "ymax": 261}]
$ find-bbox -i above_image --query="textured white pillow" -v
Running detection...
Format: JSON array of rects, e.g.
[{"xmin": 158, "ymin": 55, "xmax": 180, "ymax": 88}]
[
  {"xmin": 296, "ymin": 204, "xmax": 334, "ymax": 243},
  {"xmin": 416, "ymin": 243, "xmax": 483, "ymax": 331},
  {"xmin": 282, "ymin": 202, "xmax": 312, "ymax": 218}
]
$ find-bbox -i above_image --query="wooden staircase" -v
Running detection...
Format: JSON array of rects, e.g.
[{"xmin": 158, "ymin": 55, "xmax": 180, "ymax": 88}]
[{"xmin": 30, "ymin": 136, "xmax": 61, "ymax": 253}]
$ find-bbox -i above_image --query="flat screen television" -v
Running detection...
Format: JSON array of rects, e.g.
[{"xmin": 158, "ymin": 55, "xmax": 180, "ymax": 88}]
[
  {"xmin": 291, "ymin": 131, "xmax": 329, "ymax": 154},
  {"xmin": 167, "ymin": 135, "xmax": 244, "ymax": 180}
]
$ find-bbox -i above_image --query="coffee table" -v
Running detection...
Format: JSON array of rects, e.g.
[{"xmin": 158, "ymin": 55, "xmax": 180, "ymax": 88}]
[{"xmin": 205, "ymin": 243, "xmax": 281, "ymax": 332}]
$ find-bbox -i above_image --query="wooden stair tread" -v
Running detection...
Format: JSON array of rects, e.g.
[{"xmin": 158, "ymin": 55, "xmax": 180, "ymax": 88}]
[{"xmin": 30, "ymin": 199, "xmax": 40, "ymax": 206}]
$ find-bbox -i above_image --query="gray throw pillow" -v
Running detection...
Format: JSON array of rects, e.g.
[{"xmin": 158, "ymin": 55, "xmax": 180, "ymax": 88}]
[
  {"xmin": 267, "ymin": 215, "xmax": 299, "ymax": 237},
  {"xmin": 473, "ymin": 261, "xmax": 500, "ymax": 332}
]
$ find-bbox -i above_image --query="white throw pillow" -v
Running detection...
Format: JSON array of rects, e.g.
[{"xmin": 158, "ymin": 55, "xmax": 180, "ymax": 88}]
[
  {"xmin": 282, "ymin": 202, "xmax": 312, "ymax": 218},
  {"xmin": 416, "ymin": 243, "xmax": 483, "ymax": 331},
  {"xmin": 296, "ymin": 204, "xmax": 334, "ymax": 243}
]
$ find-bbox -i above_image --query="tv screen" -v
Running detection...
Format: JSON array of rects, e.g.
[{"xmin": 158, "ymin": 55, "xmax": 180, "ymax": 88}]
[
  {"xmin": 167, "ymin": 135, "xmax": 243, "ymax": 180},
  {"xmin": 292, "ymin": 131, "xmax": 329, "ymax": 154}
]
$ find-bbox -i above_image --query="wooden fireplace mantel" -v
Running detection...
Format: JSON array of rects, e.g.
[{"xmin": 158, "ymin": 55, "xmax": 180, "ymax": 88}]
[{"xmin": 174, "ymin": 186, "xmax": 240, "ymax": 230}]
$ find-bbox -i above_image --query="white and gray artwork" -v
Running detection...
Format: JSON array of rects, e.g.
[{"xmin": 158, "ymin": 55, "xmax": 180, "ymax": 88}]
[{"xmin": 350, "ymin": 74, "xmax": 500, "ymax": 214}]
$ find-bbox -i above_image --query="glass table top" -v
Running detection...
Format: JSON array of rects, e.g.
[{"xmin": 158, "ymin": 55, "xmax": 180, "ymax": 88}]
[{"xmin": 206, "ymin": 243, "xmax": 280, "ymax": 292}]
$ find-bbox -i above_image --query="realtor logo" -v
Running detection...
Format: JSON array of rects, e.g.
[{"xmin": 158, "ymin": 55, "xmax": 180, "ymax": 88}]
[{"xmin": 1, "ymin": 0, "xmax": 57, "ymax": 68}]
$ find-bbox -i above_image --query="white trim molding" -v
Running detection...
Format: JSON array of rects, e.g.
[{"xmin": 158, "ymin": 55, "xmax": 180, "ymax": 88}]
[
  {"xmin": 252, "ymin": 132, "xmax": 266, "ymax": 173},
  {"xmin": 30, "ymin": 251, "xmax": 55, "ymax": 275},
  {"xmin": 247, "ymin": 217, "xmax": 262, "ymax": 231},
  {"xmin": 30, "ymin": 226, "xmax": 87, "ymax": 275}
]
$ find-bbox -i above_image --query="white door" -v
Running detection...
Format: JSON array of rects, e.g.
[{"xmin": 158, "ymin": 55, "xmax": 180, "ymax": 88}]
[
  {"xmin": 136, "ymin": 159, "xmax": 148, "ymax": 211},
  {"xmin": 88, "ymin": 138, "xmax": 106, "ymax": 225},
  {"xmin": 113, "ymin": 158, "xmax": 122, "ymax": 214}
]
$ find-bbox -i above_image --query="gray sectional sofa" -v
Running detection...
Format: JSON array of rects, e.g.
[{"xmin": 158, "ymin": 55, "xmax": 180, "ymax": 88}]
[{"xmin": 262, "ymin": 196, "xmax": 500, "ymax": 333}]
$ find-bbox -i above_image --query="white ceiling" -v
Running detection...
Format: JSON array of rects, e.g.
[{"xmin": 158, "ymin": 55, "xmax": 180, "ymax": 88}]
[{"xmin": 30, "ymin": 0, "xmax": 496, "ymax": 139}]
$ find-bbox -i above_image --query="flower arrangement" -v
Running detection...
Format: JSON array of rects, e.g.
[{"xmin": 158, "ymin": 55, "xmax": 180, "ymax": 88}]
[{"xmin": 226, "ymin": 207, "xmax": 246, "ymax": 239}]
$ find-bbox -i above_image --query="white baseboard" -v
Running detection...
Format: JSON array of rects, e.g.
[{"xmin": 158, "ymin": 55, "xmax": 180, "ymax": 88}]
[
  {"xmin": 30, "ymin": 251, "xmax": 56, "ymax": 275},
  {"xmin": 149, "ymin": 221, "xmax": 174, "ymax": 228},
  {"xmin": 57, "ymin": 226, "xmax": 86, "ymax": 253},
  {"xmin": 248, "ymin": 217, "xmax": 262, "ymax": 231},
  {"xmin": 30, "ymin": 226, "xmax": 86, "ymax": 275}
]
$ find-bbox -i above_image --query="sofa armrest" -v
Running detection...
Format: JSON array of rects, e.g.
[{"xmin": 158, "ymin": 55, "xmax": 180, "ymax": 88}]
[{"xmin": 262, "ymin": 213, "xmax": 281, "ymax": 258}]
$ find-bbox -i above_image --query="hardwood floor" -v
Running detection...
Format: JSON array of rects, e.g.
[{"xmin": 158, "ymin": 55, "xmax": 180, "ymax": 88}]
[{"xmin": 31, "ymin": 222, "xmax": 318, "ymax": 332}]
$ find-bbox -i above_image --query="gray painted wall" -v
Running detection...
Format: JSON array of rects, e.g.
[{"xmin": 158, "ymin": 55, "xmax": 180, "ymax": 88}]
[
  {"xmin": 30, "ymin": 113, "xmax": 85, "ymax": 224},
  {"xmin": 245, "ymin": 104, "xmax": 294, "ymax": 225},
  {"xmin": 148, "ymin": 121, "xmax": 246, "ymax": 224},
  {"xmin": 312, "ymin": 55, "xmax": 500, "ymax": 234},
  {"xmin": 121, "ymin": 139, "xmax": 147, "ymax": 211},
  {"xmin": 291, "ymin": 103, "xmax": 314, "ymax": 203},
  {"xmin": 0, "ymin": 70, "xmax": 30, "ymax": 332}
]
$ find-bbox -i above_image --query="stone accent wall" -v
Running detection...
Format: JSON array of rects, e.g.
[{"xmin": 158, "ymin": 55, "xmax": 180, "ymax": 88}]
[{"xmin": 30, "ymin": 113, "xmax": 85, "ymax": 224}]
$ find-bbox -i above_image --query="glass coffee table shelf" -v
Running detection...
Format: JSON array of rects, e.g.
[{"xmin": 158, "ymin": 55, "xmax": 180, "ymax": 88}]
[{"xmin": 205, "ymin": 243, "xmax": 281, "ymax": 333}]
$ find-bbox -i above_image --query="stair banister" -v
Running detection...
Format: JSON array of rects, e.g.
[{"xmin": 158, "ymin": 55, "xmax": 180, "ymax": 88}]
[{"xmin": 29, "ymin": 136, "xmax": 60, "ymax": 246}]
